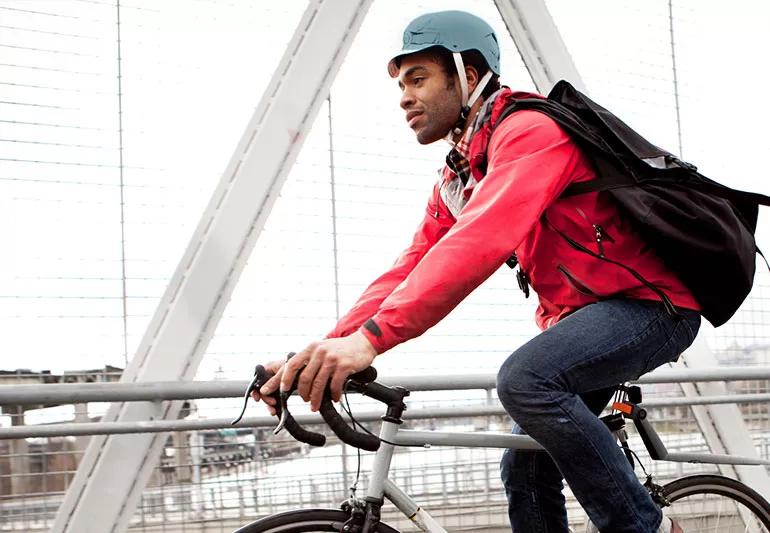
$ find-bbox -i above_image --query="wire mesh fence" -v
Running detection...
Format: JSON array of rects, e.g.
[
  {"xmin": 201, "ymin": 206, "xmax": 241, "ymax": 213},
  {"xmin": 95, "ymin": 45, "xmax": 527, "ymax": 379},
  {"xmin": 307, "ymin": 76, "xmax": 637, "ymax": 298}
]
[{"xmin": 2, "ymin": 0, "xmax": 770, "ymax": 531}]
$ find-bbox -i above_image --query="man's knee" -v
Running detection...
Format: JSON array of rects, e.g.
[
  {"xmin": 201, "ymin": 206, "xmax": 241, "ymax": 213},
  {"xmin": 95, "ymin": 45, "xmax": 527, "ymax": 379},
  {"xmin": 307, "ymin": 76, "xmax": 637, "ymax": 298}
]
[{"xmin": 496, "ymin": 354, "xmax": 549, "ymax": 413}]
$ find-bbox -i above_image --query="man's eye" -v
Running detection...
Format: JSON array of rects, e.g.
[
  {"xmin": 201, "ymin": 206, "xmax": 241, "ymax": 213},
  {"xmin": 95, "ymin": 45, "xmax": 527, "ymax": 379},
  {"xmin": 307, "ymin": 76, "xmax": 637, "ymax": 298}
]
[{"xmin": 413, "ymin": 77, "xmax": 424, "ymax": 85}]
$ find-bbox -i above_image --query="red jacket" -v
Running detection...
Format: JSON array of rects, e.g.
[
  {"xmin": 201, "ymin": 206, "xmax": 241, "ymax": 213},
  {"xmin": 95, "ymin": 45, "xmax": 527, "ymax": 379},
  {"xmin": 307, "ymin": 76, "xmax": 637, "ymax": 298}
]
[{"xmin": 329, "ymin": 90, "xmax": 700, "ymax": 353}]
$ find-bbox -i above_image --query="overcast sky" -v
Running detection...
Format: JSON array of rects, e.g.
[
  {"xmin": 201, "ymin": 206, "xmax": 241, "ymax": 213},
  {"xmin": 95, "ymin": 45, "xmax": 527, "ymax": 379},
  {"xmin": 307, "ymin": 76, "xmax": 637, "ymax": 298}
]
[{"xmin": 1, "ymin": 0, "xmax": 769, "ymax": 397}]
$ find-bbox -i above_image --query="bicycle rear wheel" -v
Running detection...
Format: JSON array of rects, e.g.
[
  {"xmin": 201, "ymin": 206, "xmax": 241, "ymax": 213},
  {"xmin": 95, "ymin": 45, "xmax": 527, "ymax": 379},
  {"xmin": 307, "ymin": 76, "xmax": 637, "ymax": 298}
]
[
  {"xmin": 662, "ymin": 474, "xmax": 770, "ymax": 532},
  {"xmin": 233, "ymin": 508, "xmax": 402, "ymax": 533},
  {"xmin": 581, "ymin": 474, "xmax": 770, "ymax": 532}
]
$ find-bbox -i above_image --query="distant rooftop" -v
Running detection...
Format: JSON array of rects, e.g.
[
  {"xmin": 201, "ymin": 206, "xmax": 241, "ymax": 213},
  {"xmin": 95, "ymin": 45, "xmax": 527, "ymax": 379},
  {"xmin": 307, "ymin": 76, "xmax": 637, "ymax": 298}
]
[{"xmin": 0, "ymin": 366, "xmax": 123, "ymax": 384}]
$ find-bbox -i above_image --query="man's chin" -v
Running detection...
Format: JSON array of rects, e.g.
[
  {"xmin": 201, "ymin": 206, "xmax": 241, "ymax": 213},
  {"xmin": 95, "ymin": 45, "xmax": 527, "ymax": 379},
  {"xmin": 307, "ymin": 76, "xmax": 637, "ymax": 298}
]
[{"xmin": 415, "ymin": 128, "xmax": 444, "ymax": 145}]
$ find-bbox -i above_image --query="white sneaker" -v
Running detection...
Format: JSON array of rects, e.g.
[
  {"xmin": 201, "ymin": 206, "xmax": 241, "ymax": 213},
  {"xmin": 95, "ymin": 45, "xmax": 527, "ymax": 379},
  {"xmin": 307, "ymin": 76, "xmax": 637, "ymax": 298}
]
[{"xmin": 658, "ymin": 516, "xmax": 683, "ymax": 533}]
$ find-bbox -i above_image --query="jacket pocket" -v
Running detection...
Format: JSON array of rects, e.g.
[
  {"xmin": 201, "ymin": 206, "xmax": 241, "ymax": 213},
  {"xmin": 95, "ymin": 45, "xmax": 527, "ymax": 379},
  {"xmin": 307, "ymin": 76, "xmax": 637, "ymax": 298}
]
[{"xmin": 557, "ymin": 264, "xmax": 603, "ymax": 298}]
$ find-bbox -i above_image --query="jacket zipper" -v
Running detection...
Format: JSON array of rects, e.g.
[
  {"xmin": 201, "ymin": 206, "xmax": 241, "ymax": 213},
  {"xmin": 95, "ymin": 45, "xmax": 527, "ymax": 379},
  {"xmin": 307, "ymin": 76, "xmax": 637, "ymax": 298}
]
[
  {"xmin": 557, "ymin": 264, "xmax": 602, "ymax": 298},
  {"xmin": 575, "ymin": 207, "xmax": 615, "ymax": 257},
  {"xmin": 593, "ymin": 224, "xmax": 615, "ymax": 257}
]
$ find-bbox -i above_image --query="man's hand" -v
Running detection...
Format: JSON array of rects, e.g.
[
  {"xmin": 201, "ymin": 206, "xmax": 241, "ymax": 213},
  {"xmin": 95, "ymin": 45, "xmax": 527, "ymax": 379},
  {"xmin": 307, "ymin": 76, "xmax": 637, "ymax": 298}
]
[{"xmin": 259, "ymin": 331, "xmax": 378, "ymax": 412}]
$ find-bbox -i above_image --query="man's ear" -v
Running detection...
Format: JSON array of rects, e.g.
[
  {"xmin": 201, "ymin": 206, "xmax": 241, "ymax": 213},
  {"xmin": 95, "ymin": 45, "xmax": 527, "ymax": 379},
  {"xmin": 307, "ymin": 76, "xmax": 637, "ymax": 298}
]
[{"xmin": 464, "ymin": 65, "xmax": 480, "ymax": 95}]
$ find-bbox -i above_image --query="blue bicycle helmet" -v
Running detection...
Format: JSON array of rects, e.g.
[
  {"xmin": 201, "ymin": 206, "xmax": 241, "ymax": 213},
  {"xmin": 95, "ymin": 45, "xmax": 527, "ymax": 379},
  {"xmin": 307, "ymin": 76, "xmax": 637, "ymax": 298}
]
[{"xmin": 387, "ymin": 10, "xmax": 500, "ymax": 78}]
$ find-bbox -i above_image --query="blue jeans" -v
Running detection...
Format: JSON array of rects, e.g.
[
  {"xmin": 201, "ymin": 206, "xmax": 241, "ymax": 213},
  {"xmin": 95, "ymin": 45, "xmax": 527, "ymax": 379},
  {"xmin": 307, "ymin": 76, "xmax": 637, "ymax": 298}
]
[{"xmin": 497, "ymin": 298, "xmax": 700, "ymax": 533}]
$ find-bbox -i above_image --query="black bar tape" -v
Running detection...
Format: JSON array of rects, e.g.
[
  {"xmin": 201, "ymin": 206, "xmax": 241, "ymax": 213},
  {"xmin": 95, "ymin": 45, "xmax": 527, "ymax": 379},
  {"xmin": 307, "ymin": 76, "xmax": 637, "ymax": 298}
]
[
  {"xmin": 318, "ymin": 392, "xmax": 380, "ymax": 451},
  {"xmin": 258, "ymin": 364, "xmax": 326, "ymax": 447},
  {"xmin": 272, "ymin": 393, "xmax": 326, "ymax": 447},
  {"xmin": 349, "ymin": 366, "xmax": 377, "ymax": 383}
]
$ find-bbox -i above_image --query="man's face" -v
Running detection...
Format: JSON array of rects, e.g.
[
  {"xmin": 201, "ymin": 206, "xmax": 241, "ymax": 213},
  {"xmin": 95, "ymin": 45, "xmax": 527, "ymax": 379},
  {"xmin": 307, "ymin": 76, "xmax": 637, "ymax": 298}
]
[{"xmin": 397, "ymin": 52, "xmax": 461, "ymax": 144}]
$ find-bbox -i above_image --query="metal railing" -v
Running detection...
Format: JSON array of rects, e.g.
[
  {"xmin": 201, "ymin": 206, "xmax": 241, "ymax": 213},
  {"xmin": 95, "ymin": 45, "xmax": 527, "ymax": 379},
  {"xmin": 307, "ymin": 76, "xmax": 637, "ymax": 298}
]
[
  {"xmin": 2, "ymin": 367, "xmax": 770, "ymax": 439},
  {"xmin": 1, "ymin": 368, "xmax": 770, "ymax": 531}
]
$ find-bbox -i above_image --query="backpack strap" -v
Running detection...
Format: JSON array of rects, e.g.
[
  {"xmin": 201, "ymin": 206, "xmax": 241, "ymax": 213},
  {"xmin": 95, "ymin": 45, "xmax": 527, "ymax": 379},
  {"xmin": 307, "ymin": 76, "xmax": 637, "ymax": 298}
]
[
  {"xmin": 560, "ymin": 173, "xmax": 635, "ymax": 197},
  {"xmin": 696, "ymin": 177, "xmax": 770, "ymax": 207},
  {"xmin": 494, "ymin": 98, "xmax": 639, "ymax": 199},
  {"xmin": 496, "ymin": 98, "xmax": 610, "ymax": 155},
  {"xmin": 759, "ymin": 246, "xmax": 770, "ymax": 273},
  {"xmin": 496, "ymin": 97, "xmax": 770, "ymax": 208}
]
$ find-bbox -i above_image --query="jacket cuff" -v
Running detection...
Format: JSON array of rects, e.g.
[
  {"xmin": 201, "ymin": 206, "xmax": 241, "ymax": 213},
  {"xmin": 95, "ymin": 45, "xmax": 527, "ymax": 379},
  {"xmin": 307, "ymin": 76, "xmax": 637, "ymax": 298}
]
[{"xmin": 358, "ymin": 319, "xmax": 389, "ymax": 354}]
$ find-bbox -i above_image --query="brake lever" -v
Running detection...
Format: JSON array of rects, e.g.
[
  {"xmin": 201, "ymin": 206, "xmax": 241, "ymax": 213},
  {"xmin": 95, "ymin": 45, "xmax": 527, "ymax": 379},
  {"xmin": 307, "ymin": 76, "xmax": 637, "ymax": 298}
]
[
  {"xmin": 231, "ymin": 365, "xmax": 267, "ymax": 425},
  {"xmin": 272, "ymin": 391, "xmax": 292, "ymax": 435},
  {"xmin": 232, "ymin": 352, "xmax": 297, "ymax": 428}
]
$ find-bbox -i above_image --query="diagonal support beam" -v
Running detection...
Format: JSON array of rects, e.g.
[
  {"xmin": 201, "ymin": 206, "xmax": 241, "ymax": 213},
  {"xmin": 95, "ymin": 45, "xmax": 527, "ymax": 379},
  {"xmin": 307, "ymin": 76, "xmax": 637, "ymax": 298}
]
[
  {"xmin": 678, "ymin": 337, "xmax": 770, "ymax": 500},
  {"xmin": 53, "ymin": 1, "xmax": 373, "ymax": 531},
  {"xmin": 493, "ymin": 0, "xmax": 586, "ymax": 94}
]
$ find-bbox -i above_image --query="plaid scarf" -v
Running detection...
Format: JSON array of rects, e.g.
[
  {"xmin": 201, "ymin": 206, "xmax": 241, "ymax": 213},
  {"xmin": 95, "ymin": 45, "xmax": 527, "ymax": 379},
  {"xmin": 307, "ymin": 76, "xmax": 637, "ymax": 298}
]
[
  {"xmin": 444, "ymin": 123, "xmax": 474, "ymax": 185},
  {"xmin": 443, "ymin": 89, "xmax": 503, "ymax": 186}
]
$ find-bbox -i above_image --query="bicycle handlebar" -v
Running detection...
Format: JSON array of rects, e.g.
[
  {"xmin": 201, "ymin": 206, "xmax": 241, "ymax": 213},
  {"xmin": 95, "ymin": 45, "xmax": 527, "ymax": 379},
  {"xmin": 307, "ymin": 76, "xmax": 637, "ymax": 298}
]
[
  {"xmin": 272, "ymin": 384, "xmax": 327, "ymax": 447},
  {"xmin": 232, "ymin": 361, "xmax": 386, "ymax": 451},
  {"xmin": 318, "ymin": 388, "xmax": 381, "ymax": 451}
]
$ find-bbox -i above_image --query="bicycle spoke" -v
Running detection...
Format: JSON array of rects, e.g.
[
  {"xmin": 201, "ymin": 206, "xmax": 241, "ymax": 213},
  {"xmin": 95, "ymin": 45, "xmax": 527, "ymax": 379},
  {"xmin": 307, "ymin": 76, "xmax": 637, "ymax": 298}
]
[{"xmin": 666, "ymin": 492, "xmax": 768, "ymax": 532}]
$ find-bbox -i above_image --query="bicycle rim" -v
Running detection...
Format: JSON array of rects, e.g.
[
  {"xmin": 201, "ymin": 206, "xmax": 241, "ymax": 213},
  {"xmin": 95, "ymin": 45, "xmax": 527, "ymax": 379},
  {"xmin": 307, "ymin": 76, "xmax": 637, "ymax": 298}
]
[
  {"xmin": 662, "ymin": 474, "xmax": 770, "ymax": 532},
  {"xmin": 233, "ymin": 508, "xmax": 402, "ymax": 533}
]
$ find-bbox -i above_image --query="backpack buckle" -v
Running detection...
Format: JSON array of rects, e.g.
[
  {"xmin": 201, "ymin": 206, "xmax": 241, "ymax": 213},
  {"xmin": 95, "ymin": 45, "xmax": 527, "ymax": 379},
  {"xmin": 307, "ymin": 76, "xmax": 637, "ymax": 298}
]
[{"xmin": 516, "ymin": 269, "xmax": 530, "ymax": 298}]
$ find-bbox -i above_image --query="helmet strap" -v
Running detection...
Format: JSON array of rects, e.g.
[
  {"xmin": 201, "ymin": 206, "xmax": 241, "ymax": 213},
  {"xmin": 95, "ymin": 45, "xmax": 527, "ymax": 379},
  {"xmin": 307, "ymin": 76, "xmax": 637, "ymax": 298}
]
[
  {"xmin": 452, "ymin": 53, "xmax": 470, "ymax": 105},
  {"xmin": 468, "ymin": 70, "xmax": 493, "ymax": 108},
  {"xmin": 447, "ymin": 53, "xmax": 495, "ymax": 141}
]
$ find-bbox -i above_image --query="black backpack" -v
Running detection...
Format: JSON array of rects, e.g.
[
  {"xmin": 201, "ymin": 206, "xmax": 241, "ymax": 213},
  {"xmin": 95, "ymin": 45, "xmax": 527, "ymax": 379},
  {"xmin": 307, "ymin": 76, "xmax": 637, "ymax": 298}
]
[{"xmin": 494, "ymin": 80, "xmax": 770, "ymax": 327}]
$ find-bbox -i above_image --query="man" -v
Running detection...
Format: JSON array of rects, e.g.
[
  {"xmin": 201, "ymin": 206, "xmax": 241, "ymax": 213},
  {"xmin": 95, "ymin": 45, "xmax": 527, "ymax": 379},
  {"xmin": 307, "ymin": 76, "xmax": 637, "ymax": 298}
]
[{"xmin": 257, "ymin": 10, "xmax": 699, "ymax": 532}]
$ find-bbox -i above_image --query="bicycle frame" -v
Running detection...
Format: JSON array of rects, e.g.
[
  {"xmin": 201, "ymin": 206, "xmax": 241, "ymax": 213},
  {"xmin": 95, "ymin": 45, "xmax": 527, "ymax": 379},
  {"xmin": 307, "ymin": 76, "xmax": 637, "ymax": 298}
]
[
  {"xmin": 240, "ymin": 369, "xmax": 770, "ymax": 532},
  {"xmin": 364, "ymin": 416, "xmax": 770, "ymax": 533}
]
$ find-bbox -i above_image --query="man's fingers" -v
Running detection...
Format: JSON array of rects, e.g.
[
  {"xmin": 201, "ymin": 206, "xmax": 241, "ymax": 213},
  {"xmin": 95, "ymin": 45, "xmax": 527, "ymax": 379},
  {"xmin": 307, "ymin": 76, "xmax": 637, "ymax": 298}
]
[
  {"xmin": 309, "ymin": 365, "xmax": 334, "ymax": 412},
  {"xmin": 280, "ymin": 348, "xmax": 311, "ymax": 392},
  {"xmin": 265, "ymin": 360, "xmax": 284, "ymax": 374},
  {"xmin": 260, "ymin": 365, "xmax": 285, "ymax": 396},
  {"xmin": 264, "ymin": 395, "xmax": 277, "ymax": 405},
  {"xmin": 297, "ymin": 356, "xmax": 323, "ymax": 401},
  {"xmin": 329, "ymin": 369, "xmax": 350, "ymax": 403}
]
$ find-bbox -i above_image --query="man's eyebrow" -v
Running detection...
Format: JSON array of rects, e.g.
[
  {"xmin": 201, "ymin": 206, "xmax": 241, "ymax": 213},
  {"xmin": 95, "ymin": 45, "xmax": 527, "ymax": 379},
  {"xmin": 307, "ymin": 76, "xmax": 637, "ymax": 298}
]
[{"xmin": 402, "ymin": 65, "xmax": 428, "ymax": 79}]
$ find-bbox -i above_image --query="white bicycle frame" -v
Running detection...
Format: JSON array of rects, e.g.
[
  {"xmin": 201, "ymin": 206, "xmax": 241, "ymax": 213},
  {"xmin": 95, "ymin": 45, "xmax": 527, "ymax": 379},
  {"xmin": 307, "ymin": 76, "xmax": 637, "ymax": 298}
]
[{"xmin": 364, "ymin": 419, "xmax": 770, "ymax": 533}]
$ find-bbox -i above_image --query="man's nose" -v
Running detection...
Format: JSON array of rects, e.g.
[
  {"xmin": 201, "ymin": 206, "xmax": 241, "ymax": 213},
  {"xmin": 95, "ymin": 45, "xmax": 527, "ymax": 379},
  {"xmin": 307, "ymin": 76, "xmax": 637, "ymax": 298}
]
[{"xmin": 400, "ymin": 89, "xmax": 415, "ymax": 110}]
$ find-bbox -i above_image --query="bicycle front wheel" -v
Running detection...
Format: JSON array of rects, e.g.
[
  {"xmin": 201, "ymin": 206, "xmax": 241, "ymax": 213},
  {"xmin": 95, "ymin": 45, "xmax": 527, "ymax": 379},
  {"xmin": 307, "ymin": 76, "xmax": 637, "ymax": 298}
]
[
  {"xmin": 233, "ymin": 508, "xmax": 402, "ymax": 533},
  {"xmin": 662, "ymin": 474, "xmax": 770, "ymax": 532}
]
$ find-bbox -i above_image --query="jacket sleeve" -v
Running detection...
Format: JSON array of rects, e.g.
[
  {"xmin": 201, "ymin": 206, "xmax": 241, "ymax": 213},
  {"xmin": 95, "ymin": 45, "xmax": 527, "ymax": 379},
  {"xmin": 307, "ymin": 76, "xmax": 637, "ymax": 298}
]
[
  {"xmin": 326, "ymin": 182, "xmax": 454, "ymax": 339},
  {"xmin": 359, "ymin": 111, "xmax": 585, "ymax": 353}
]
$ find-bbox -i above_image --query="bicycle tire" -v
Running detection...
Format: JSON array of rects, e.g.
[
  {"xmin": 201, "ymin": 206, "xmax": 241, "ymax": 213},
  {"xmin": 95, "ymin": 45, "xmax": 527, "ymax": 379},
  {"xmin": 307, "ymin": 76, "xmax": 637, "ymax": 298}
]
[
  {"xmin": 662, "ymin": 474, "xmax": 770, "ymax": 531},
  {"xmin": 233, "ymin": 508, "xmax": 402, "ymax": 533},
  {"xmin": 581, "ymin": 474, "xmax": 770, "ymax": 532}
]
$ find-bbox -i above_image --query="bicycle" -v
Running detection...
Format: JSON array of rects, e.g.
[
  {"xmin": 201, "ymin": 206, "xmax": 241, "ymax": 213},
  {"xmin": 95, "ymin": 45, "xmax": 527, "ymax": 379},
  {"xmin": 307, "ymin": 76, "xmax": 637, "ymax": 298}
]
[{"xmin": 230, "ymin": 364, "xmax": 770, "ymax": 532}]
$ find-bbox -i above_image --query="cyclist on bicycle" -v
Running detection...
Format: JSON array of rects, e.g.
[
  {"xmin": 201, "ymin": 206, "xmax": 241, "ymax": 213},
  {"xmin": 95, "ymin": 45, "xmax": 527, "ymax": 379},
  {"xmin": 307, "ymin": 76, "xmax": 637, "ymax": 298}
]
[{"xmin": 257, "ymin": 10, "xmax": 699, "ymax": 532}]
